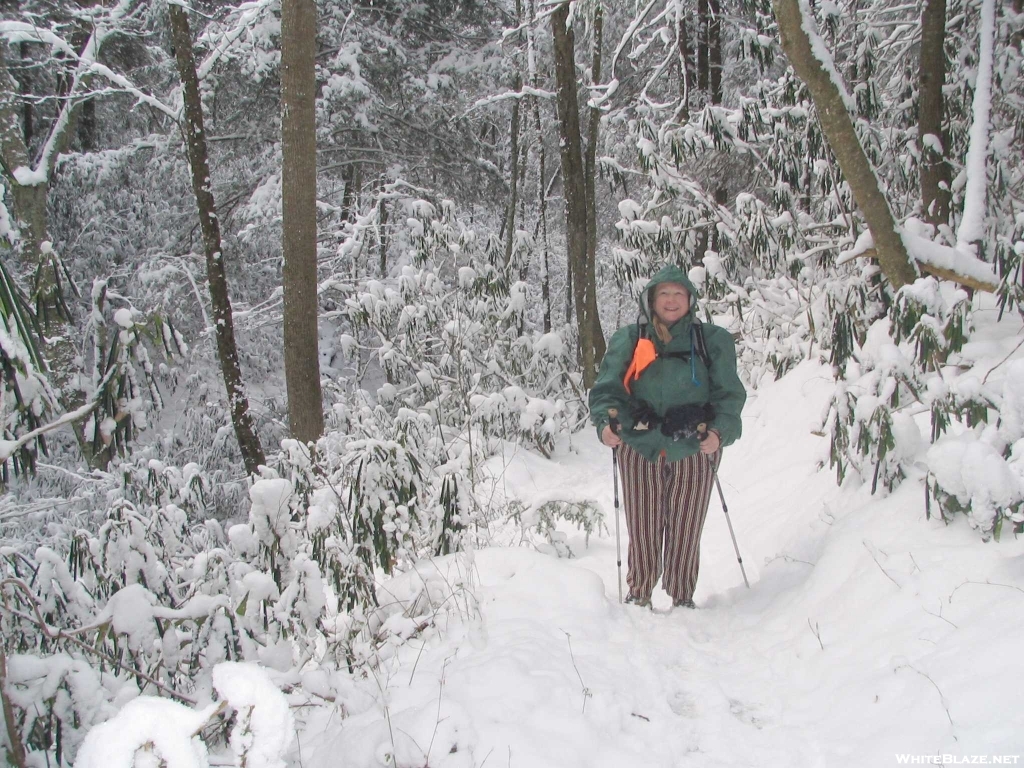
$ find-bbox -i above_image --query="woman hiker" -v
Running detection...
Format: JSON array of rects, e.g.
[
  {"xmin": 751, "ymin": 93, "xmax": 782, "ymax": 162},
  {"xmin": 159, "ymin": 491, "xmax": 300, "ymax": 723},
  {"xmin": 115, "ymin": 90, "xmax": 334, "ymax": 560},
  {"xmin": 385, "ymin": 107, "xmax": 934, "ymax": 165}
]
[{"xmin": 589, "ymin": 264, "xmax": 746, "ymax": 608}]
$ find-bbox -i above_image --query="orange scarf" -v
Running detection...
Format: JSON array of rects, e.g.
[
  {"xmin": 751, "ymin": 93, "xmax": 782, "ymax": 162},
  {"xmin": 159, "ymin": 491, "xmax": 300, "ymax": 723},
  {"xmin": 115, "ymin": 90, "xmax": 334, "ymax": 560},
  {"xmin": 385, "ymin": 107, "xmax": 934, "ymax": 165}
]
[{"xmin": 622, "ymin": 319, "xmax": 673, "ymax": 394}]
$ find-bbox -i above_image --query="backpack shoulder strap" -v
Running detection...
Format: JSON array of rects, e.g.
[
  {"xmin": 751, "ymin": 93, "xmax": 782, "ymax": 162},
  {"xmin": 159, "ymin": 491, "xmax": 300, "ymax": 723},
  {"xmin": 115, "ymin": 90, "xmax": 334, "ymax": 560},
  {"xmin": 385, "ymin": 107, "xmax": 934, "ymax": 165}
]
[{"xmin": 692, "ymin": 320, "xmax": 712, "ymax": 370}]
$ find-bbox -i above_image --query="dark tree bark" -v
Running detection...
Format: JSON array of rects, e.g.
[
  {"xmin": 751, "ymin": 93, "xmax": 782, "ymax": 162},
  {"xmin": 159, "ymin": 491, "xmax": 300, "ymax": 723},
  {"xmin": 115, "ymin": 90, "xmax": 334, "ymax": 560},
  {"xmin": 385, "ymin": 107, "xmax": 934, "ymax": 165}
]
[
  {"xmin": 502, "ymin": 0, "xmax": 524, "ymax": 267},
  {"xmin": 918, "ymin": 0, "xmax": 951, "ymax": 227},
  {"xmin": 584, "ymin": 3, "xmax": 606, "ymax": 367},
  {"xmin": 378, "ymin": 195, "xmax": 389, "ymax": 277},
  {"xmin": 281, "ymin": 0, "xmax": 325, "ymax": 444},
  {"xmin": 694, "ymin": 224, "xmax": 709, "ymax": 269},
  {"xmin": 341, "ymin": 163, "xmax": 356, "ymax": 222},
  {"xmin": 0, "ymin": 47, "xmax": 68, "ymax": 329},
  {"xmin": 709, "ymin": 0, "xmax": 723, "ymax": 105},
  {"xmin": 77, "ymin": 97, "xmax": 96, "ymax": 151},
  {"xmin": 708, "ymin": 0, "xmax": 726, "ymax": 256},
  {"xmin": 169, "ymin": 3, "xmax": 266, "ymax": 475},
  {"xmin": 19, "ymin": 42, "xmax": 31, "ymax": 148},
  {"xmin": 0, "ymin": 646, "xmax": 27, "ymax": 768},
  {"xmin": 1014, "ymin": 0, "xmax": 1024, "ymax": 50},
  {"xmin": 528, "ymin": 0, "xmax": 552, "ymax": 333},
  {"xmin": 773, "ymin": 0, "xmax": 918, "ymax": 289},
  {"xmin": 677, "ymin": 13, "xmax": 695, "ymax": 118},
  {"xmin": 552, "ymin": 2, "xmax": 603, "ymax": 386},
  {"xmin": 1, "ymin": 43, "xmax": 38, "ymax": 251},
  {"xmin": 697, "ymin": 0, "xmax": 710, "ymax": 93},
  {"xmin": 503, "ymin": 72, "xmax": 522, "ymax": 266}
]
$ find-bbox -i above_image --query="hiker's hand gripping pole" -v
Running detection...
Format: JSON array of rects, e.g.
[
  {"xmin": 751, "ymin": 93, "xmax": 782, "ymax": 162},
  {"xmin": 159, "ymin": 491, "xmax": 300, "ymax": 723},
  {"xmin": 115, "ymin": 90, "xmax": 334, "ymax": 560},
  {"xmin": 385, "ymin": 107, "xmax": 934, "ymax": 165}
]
[{"xmin": 609, "ymin": 408, "xmax": 623, "ymax": 603}]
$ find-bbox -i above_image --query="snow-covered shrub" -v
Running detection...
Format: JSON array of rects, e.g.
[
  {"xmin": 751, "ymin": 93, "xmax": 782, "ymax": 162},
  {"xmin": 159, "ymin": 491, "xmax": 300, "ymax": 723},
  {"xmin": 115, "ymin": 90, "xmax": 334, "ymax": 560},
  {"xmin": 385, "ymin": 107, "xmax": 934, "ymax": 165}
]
[
  {"xmin": 327, "ymin": 196, "xmax": 585, "ymax": 462},
  {"xmin": 924, "ymin": 360, "xmax": 1024, "ymax": 538},
  {"xmin": 927, "ymin": 434, "xmax": 1023, "ymax": 538},
  {"xmin": 821, "ymin": 314, "xmax": 925, "ymax": 493},
  {"xmin": 72, "ymin": 662, "xmax": 294, "ymax": 768},
  {"xmin": 817, "ymin": 276, "xmax": 1024, "ymax": 537},
  {"xmin": 994, "ymin": 213, "xmax": 1024, "ymax": 318},
  {"xmin": 506, "ymin": 498, "xmax": 607, "ymax": 558},
  {"xmin": 0, "ymin": 243, "xmax": 55, "ymax": 481},
  {"xmin": 0, "ymin": 433, "xmax": 471, "ymax": 765},
  {"xmin": 0, "ymin": 272, "xmax": 184, "ymax": 483}
]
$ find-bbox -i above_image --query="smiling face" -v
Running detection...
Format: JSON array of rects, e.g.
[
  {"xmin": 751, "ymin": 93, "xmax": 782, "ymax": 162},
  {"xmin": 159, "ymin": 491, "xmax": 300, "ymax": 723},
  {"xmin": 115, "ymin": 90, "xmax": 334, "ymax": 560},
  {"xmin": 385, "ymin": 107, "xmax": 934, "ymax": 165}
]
[{"xmin": 651, "ymin": 282, "xmax": 690, "ymax": 325}]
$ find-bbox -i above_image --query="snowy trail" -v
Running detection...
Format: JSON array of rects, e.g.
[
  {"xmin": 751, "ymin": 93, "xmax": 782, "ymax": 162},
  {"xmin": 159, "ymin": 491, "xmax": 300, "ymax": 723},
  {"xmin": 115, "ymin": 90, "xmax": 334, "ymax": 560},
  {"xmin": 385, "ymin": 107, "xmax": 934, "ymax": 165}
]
[{"xmin": 306, "ymin": 360, "xmax": 1024, "ymax": 768}]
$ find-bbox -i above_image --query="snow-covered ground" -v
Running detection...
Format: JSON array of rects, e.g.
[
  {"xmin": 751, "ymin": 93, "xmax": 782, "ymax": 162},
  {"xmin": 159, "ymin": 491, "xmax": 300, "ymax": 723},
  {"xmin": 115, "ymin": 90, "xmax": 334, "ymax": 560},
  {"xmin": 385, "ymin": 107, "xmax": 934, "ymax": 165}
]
[{"xmin": 297, "ymin": 357, "xmax": 1024, "ymax": 768}]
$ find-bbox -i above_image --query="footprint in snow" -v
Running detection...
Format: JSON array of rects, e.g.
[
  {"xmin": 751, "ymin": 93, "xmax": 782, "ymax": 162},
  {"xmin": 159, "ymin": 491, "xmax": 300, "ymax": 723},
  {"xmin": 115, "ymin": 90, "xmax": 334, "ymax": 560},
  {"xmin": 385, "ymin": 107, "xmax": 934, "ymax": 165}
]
[
  {"xmin": 728, "ymin": 698, "xmax": 765, "ymax": 729},
  {"xmin": 669, "ymin": 689, "xmax": 699, "ymax": 717}
]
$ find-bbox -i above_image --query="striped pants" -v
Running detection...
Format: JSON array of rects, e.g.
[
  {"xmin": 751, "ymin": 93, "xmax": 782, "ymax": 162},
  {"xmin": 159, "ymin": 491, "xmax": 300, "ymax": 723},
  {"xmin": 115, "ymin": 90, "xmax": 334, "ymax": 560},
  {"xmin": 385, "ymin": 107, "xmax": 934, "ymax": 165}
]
[{"xmin": 618, "ymin": 442, "xmax": 720, "ymax": 603}]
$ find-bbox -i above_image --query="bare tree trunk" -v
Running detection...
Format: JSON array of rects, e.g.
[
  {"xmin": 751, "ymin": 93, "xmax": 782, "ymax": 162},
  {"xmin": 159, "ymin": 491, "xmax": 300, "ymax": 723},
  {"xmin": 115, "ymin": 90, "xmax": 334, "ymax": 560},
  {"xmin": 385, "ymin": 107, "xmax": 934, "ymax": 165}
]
[
  {"xmin": 552, "ymin": 2, "xmax": 602, "ymax": 386},
  {"xmin": 169, "ymin": 3, "xmax": 266, "ymax": 475},
  {"xmin": 503, "ymin": 73, "xmax": 522, "ymax": 266},
  {"xmin": 709, "ymin": 0, "xmax": 723, "ymax": 104},
  {"xmin": 281, "ymin": 0, "xmax": 325, "ymax": 444},
  {"xmin": 378, "ymin": 195, "xmax": 389, "ymax": 277},
  {"xmin": 584, "ymin": 3, "xmax": 606, "ymax": 367},
  {"xmin": 773, "ymin": 0, "xmax": 917, "ymax": 288},
  {"xmin": 341, "ymin": 163, "xmax": 356, "ymax": 221},
  {"xmin": 503, "ymin": 0, "xmax": 524, "ymax": 267},
  {"xmin": 1, "ymin": 29, "xmax": 88, "ymax": 326},
  {"xmin": 18, "ymin": 42, "xmax": 31, "ymax": 148},
  {"xmin": 0, "ymin": 646, "xmax": 27, "ymax": 768},
  {"xmin": 694, "ymin": 225, "xmax": 709, "ymax": 269},
  {"xmin": 697, "ymin": 0, "xmax": 710, "ymax": 93},
  {"xmin": 1014, "ymin": 0, "xmax": 1024, "ymax": 50},
  {"xmin": 77, "ymin": 98, "xmax": 95, "ymax": 151},
  {"xmin": 800, "ymin": 120, "xmax": 815, "ymax": 212},
  {"xmin": 527, "ymin": 0, "xmax": 552, "ymax": 332},
  {"xmin": 0, "ymin": 46, "xmax": 42, "ymax": 268},
  {"xmin": 708, "ymin": 0, "xmax": 725, "ymax": 254},
  {"xmin": 536, "ymin": 129, "xmax": 553, "ymax": 333},
  {"xmin": 677, "ymin": 13, "xmax": 694, "ymax": 118},
  {"xmin": 918, "ymin": 0, "xmax": 951, "ymax": 227}
]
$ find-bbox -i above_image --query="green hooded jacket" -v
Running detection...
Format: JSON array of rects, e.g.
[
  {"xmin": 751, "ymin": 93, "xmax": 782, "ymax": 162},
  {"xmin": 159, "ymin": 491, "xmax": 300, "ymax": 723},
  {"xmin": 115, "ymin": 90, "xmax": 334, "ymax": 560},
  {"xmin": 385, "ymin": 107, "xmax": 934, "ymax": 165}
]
[{"xmin": 589, "ymin": 264, "xmax": 746, "ymax": 462}]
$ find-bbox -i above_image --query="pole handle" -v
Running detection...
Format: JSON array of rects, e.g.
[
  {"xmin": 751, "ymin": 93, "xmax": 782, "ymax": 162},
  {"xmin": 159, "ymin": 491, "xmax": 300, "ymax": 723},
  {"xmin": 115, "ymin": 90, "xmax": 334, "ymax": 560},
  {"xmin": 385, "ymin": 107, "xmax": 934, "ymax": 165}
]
[{"xmin": 608, "ymin": 407, "xmax": 620, "ymax": 435}]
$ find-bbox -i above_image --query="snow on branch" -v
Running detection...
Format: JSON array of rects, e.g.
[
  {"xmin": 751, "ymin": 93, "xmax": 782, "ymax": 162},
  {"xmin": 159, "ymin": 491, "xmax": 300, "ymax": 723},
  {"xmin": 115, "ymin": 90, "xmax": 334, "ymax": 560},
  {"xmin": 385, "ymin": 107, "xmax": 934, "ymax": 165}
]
[
  {"xmin": 795, "ymin": 0, "xmax": 857, "ymax": 115},
  {"xmin": 0, "ymin": 20, "xmax": 177, "ymax": 182},
  {"xmin": 196, "ymin": 0, "xmax": 279, "ymax": 82},
  {"xmin": 839, "ymin": 220, "xmax": 999, "ymax": 293},
  {"xmin": 473, "ymin": 86, "xmax": 556, "ymax": 109},
  {"xmin": 956, "ymin": 0, "xmax": 996, "ymax": 251},
  {"xmin": 0, "ymin": 362, "xmax": 121, "ymax": 463}
]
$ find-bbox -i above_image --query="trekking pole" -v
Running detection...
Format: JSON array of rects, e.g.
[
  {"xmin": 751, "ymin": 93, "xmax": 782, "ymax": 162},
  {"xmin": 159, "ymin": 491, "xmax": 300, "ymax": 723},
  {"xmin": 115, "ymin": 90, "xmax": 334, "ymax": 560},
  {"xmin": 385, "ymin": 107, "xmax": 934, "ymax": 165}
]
[
  {"xmin": 707, "ymin": 453, "xmax": 749, "ymax": 589},
  {"xmin": 715, "ymin": 473, "xmax": 749, "ymax": 588},
  {"xmin": 609, "ymin": 408, "xmax": 623, "ymax": 603}
]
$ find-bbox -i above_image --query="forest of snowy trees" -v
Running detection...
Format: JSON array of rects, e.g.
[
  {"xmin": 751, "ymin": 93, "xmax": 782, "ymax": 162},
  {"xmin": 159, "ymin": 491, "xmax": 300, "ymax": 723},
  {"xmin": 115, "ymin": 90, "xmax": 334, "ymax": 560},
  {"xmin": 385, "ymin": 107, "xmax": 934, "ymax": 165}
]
[{"xmin": 0, "ymin": 0, "xmax": 1022, "ymax": 764}]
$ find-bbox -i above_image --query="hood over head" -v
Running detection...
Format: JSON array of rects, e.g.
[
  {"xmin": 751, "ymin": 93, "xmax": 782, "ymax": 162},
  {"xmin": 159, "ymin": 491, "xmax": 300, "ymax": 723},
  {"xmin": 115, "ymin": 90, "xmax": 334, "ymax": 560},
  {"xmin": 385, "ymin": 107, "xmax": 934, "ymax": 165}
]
[{"xmin": 639, "ymin": 264, "xmax": 700, "ymax": 324}]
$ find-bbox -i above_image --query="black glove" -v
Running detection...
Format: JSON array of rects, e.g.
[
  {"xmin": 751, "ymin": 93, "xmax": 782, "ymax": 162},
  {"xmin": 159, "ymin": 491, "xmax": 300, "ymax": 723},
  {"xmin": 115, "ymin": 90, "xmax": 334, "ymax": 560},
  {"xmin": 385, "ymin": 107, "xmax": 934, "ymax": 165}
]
[
  {"xmin": 630, "ymin": 400, "xmax": 659, "ymax": 432},
  {"xmin": 661, "ymin": 403, "xmax": 716, "ymax": 441}
]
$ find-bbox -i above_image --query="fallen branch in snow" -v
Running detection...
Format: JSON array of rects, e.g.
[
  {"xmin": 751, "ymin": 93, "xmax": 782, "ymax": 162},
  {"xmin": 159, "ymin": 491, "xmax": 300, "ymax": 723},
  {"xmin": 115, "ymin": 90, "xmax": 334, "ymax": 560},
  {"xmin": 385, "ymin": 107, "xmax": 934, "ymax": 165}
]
[
  {"xmin": 766, "ymin": 553, "xmax": 816, "ymax": 567},
  {"xmin": 563, "ymin": 631, "xmax": 592, "ymax": 714},
  {"xmin": 923, "ymin": 601, "xmax": 957, "ymax": 629},
  {"xmin": 863, "ymin": 541, "xmax": 902, "ymax": 589},
  {"xmin": 894, "ymin": 661, "xmax": 956, "ymax": 732},
  {"xmin": 425, "ymin": 657, "xmax": 454, "ymax": 764},
  {"xmin": 947, "ymin": 579, "xmax": 1024, "ymax": 604},
  {"xmin": 807, "ymin": 619, "xmax": 824, "ymax": 650}
]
